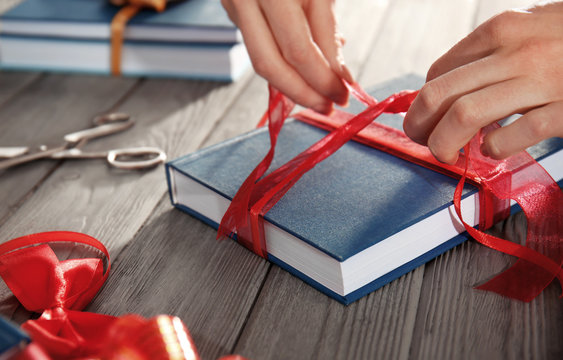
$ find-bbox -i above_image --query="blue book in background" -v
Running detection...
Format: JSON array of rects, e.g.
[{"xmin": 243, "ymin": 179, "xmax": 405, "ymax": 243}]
[
  {"xmin": 165, "ymin": 75, "xmax": 563, "ymax": 304},
  {"xmin": 0, "ymin": 0, "xmax": 250, "ymax": 81},
  {"xmin": 0, "ymin": 316, "xmax": 29, "ymax": 358}
]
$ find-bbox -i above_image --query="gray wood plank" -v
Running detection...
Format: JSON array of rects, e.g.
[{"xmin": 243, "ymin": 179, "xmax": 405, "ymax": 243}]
[
  {"xmin": 88, "ymin": 197, "xmax": 270, "ymax": 360},
  {"xmin": 235, "ymin": 266, "xmax": 423, "ymax": 360},
  {"xmin": 0, "ymin": 73, "xmax": 252, "ymax": 248},
  {"xmin": 0, "ymin": 74, "xmax": 137, "ymax": 225},
  {"xmin": 0, "ymin": 72, "xmax": 41, "ymax": 108},
  {"xmin": 411, "ymin": 212, "xmax": 563, "ymax": 359},
  {"xmin": 0, "ymin": 73, "xmax": 254, "ymax": 330}
]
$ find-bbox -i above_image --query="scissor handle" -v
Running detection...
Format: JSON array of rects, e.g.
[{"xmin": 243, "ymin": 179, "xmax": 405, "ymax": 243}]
[{"xmin": 107, "ymin": 147, "xmax": 167, "ymax": 170}]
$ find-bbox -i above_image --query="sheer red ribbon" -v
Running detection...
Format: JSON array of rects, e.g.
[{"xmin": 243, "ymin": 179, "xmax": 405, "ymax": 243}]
[
  {"xmin": 0, "ymin": 232, "xmax": 208, "ymax": 359},
  {"xmin": 218, "ymin": 83, "xmax": 562, "ymax": 302}
]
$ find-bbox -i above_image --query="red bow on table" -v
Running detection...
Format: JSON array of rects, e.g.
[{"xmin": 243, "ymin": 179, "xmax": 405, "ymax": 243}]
[
  {"xmin": 0, "ymin": 232, "xmax": 246, "ymax": 360},
  {"xmin": 218, "ymin": 83, "xmax": 563, "ymax": 303}
]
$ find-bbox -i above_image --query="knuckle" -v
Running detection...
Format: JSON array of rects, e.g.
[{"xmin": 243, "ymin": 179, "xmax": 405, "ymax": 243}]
[
  {"xmin": 426, "ymin": 63, "xmax": 442, "ymax": 82},
  {"xmin": 417, "ymin": 82, "xmax": 443, "ymax": 114},
  {"xmin": 450, "ymin": 97, "xmax": 479, "ymax": 128},
  {"xmin": 481, "ymin": 10, "xmax": 522, "ymax": 45},
  {"xmin": 251, "ymin": 55, "xmax": 274, "ymax": 78},
  {"xmin": 427, "ymin": 136, "xmax": 452, "ymax": 164},
  {"xmin": 402, "ymin": 116, "xmax": 422, "ymax": 142},
  {"xmin": 526, "ymin": 113, "xmax": 551, "ymax": 140},
  {"xmin": 282, "ymin": 41, "xmax": 314, "ymax": 67},
  {"xmin": 518, "ymin": 38, "xmax": 545, "ymax": 56},
  {"xmin": 483, "ymin": 135, "xmax": 504, "ymax": 159}
]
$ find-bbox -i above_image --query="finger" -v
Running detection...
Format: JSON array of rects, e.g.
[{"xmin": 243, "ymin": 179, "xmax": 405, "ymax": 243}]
[
  {"xmin": 426, "ymin": 10, "xmax": 532, "ymax": 82},
  {"xmin": 427, "ymin": 77, "xmax": 549, "ymax": 164},
  {"xmin": 234, "ymin": 1, "xmax": 333, "ymax": 113},
  {"xmin": 481, "ymin": 101, "xmax": 563, "ymax": 159},
  {"xmin": 260, "ymin": 0, "xmax": 349, "ymax": 105},
  {"xmin": 307, "ymin": 0, "xmax": 354, "ymax": 84},
  {"xmin": 404, "ymin": 53, "xmax": 514, "ymax": 145}
]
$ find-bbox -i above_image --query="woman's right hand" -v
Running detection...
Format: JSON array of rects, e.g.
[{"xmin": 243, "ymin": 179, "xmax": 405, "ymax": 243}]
[{"xmin": 221, "ymin": 0, "xmax": 353, "ymax": 114}]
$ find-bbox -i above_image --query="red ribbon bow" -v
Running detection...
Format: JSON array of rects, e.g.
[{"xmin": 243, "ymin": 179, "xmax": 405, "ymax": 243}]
[
  {"xmin": 218, "ymin": 83, "xmax": 563, "ymax": 302},
  {"xmin": 0, "ymin": 232, "xmax": 218, "ymax": 359}
]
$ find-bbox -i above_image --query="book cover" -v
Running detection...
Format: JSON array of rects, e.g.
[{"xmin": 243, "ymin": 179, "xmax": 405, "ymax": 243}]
[
  {"xmin": 165, "ymin": 75, "xmax": 563, "ymax": 304},
  {"xmin": 0, "ymin": 0, "xmax": 241, "ymax": 43}
]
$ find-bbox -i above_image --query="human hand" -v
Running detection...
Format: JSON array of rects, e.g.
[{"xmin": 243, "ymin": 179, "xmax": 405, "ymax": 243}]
[
  {"xmin": 403, "ymin": 2, "xmax": 563, "ymax": 164},
  {"xmin": 221, "ymin": 0, "xmax": 353, "ymax": 114}
]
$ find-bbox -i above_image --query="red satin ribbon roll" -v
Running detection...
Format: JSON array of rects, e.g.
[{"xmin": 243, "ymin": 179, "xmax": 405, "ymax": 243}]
[{"xmin": 218, "ymin": 82, "xmax": 563, "ymax": 302}]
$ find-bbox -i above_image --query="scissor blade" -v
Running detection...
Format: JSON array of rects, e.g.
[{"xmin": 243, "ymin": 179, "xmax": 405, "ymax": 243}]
[
  {"xmin": 0, "ymin": 145, "xmax": 67, "ymax": 171},
  {"xmin": 64, "ymin": 120, "xmax": 134, "ymax": 144},
  {"xmin": 0, "ymin": 147, "xmax": 29, "ymax": 158}
]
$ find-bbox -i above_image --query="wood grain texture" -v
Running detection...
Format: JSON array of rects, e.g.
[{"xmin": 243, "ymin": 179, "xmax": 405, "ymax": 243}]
[
  {"xmin": 235, "ymin": 266, "xmax": 423, "ymax": 360},
  {"xmin": 0, "ymin": 73, "xmax": 252, "ymax": 323},
  {"xmin": 0, "ymin": 74, "xmax": 251, "ymax": 246},
  {"xmin": 0, "ymin": 72, "xmax": 41, "ymax": 107},
  {"xmin": 411, "ymin": 212, "xmax": 563, "ymax": 360},
  {"xmin": 88, "ymin": 197, "xmax": 270, "ymax": 360},
  {"xmin": 0, "ymin": 75, "xmax": 137, "ymax": 226}
]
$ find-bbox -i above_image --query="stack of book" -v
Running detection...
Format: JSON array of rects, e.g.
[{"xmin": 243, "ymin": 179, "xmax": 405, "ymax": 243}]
[{"xmin": 0, "ymin": 0, "xmax": 251, "ymax": 81}]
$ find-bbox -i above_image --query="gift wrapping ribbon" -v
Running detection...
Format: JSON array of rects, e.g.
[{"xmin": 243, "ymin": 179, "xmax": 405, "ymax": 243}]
[
  {"xmin": 0, "ymin": 231, "xmax": 246, "ymax": 359},
  {"xmin": 218, "ymin": 83, "xmax": 562, "ymax": 302},
  {"xmin": 109, "ymin": 0, "xmax": 167, "ymax": 76}
]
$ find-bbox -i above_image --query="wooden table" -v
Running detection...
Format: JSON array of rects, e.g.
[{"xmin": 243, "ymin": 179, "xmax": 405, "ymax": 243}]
[{"xmin": 0, "ymin": 0, "xmax": 561, "ymax": 359}]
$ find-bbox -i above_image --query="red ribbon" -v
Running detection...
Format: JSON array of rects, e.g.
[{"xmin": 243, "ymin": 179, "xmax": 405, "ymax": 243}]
[
  {"xmin": 218, "ymin": 83, "xmax": 562, "ymax": 302},
  {"xmin": 0, "ymin": 231, "xmax": 244, "ymax": 359}
]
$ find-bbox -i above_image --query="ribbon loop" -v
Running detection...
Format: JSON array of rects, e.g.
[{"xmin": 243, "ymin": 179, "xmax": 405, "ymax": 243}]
[
  {"xmin": 0, "ymin": 232, "xmax": 109, "ymax": 312},
  {"xmin": 0, "ymin": 232, "xmax": 214, "ymax": 359}
]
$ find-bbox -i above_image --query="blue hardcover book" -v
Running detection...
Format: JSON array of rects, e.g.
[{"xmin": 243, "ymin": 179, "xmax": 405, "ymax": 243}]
[
  {"xmin": 0, "ymin": 316, "xmax": 29, "ymax": 358},
  {"xmin": 0, "ymin": 0, "xmax": 250, "ymax": 81},
  {"xmin": 0, "ymin": 0, "xmax": 240, "ymax": 43},
  {"xmin": 165, "ymin": 75, "xmax": 563, "ymax": 304}
]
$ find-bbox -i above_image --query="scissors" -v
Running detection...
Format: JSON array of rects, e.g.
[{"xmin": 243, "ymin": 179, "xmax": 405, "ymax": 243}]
[{"xmin": 0, "ymin": 113, "xmax": 166, "ymax": 171}]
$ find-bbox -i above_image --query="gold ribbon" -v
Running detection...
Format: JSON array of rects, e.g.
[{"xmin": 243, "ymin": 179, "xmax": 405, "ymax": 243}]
[{"xmin": 109, "ymin": 0, "xmax": 167, "ymax": 76}]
